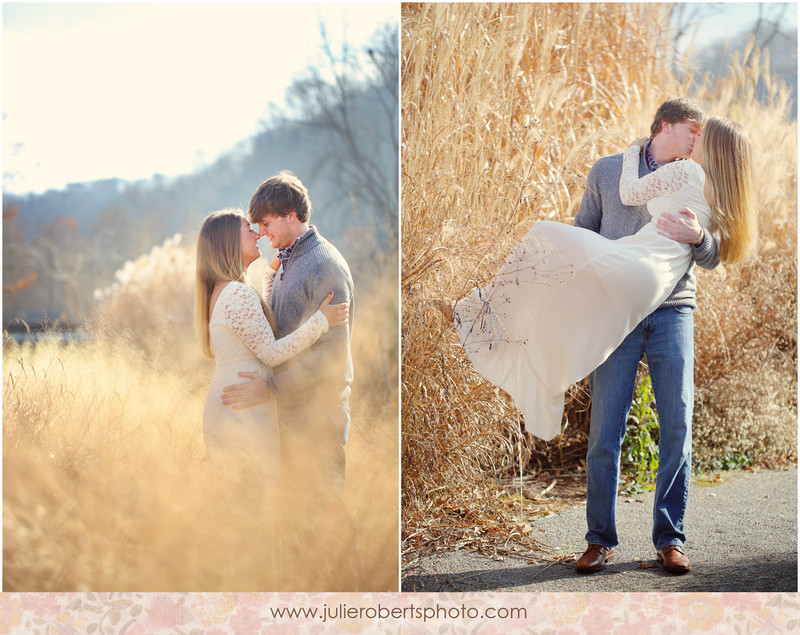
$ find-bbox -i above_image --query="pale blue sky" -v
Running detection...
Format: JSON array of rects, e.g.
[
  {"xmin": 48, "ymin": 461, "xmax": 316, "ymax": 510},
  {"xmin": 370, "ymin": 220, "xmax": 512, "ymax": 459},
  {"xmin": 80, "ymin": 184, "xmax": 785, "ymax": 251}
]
[
  {"xmin": 3, "ymin": 3, "xmax": 795, "ymax": 195},
  {"xmin": 3, "ymin": 2, "xmax": 398, "ymax": 194},
  {"xmin": 671, "ymin": 2, "xmax": 797, "ymax": 54}
]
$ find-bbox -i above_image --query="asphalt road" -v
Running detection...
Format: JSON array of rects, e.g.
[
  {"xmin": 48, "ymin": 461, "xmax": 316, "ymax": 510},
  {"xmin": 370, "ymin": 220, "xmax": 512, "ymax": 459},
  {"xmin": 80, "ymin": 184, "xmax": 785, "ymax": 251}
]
[{"xmin": 402, "ymin": 468, "xmax": 798, "ymax": 592}]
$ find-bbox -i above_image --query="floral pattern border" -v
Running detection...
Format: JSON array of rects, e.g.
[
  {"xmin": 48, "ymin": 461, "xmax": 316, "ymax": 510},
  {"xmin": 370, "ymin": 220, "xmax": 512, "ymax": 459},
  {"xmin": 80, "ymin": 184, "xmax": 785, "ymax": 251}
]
[{"xmin": 1, "ymin": 592, "xmax": 798, "ymax": 633}]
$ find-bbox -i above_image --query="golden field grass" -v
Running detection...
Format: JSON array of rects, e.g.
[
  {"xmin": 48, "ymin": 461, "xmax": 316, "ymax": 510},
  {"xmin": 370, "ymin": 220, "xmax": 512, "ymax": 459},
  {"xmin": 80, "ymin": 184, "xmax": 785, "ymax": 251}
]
[
  {"xmin": 401, "ymin": 3, "xmax": 796, "ymax": 559},
  {"xmin": 4, "ymin": 242, "xmax": 398, "ymax": 591}
]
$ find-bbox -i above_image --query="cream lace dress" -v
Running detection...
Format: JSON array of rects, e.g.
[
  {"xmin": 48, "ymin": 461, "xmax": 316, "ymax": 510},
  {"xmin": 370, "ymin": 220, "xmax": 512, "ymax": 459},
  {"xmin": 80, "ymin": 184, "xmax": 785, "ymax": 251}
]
[
  {"xmin": 453, "ymin": 145, "xmax": 712, "ymax": 441},
  {"xmin": 202, "ymin": 269, "xmax": 329, "ymax": 468}
]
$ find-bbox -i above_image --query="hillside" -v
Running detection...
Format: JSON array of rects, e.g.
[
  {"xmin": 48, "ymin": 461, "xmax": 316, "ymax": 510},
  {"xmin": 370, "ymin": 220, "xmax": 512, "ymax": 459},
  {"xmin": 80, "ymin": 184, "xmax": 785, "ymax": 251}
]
[{"xmin": 3, "ymin": 27, "xmax": 398, "ymax": 328}]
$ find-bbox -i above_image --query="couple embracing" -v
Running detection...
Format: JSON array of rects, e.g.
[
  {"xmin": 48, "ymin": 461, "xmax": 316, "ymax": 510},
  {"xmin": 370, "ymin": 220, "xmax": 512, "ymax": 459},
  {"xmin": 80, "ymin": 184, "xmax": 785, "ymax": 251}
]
[
  {"xmin": 195, "ymin": 170, "xmax": 361, "ymax": 589},
  {"xmin": 441, "ymin": 98, "xmax": 756, "ymax": 576}
]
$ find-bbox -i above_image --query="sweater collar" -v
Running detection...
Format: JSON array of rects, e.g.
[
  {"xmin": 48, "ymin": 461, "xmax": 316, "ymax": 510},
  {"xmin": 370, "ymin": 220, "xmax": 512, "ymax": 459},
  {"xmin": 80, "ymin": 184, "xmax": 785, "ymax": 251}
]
[
  {"xmin": 290, "ymin": 225, "xmax": 318, "ymax": 255},
  {"xmin": 278, "ymin": 226, "xmax": 319, "ymax": 277}
]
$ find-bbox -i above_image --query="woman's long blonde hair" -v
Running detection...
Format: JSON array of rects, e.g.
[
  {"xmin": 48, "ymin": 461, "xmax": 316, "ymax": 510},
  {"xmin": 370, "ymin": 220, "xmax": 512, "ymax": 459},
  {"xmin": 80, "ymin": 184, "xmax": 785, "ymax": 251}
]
[
  {"xmin": 195, "ymin": 208, "xmax": 278, "ymax": 359},
  {"xmin": 703, "ymin": 116, "xmax": 758, "ymax": 264}
]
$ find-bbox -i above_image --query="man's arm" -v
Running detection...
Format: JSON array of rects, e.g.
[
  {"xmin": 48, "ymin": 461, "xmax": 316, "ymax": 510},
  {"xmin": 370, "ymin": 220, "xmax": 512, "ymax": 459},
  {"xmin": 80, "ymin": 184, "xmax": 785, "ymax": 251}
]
[
  {"xmin": 222, "ymin": 371, "xmax": 271, "ymax": 409},
  {"xmin": 573, "ymin": 162, "xmax": 603, "ymax": 232},
  {"xmin": 268, "ymin": 325, "xmax": 350, "ymax": 399},
  {"xmin": 268, "ymin": 264, "xmax": 353, "ymax": 401},
  {"xmin": 691, "ymin": 220, "xmax": 721, "ymax": 270},
  {"xmin": 656, "ymin": 207, "xmax": 721, "ymax": 270}
]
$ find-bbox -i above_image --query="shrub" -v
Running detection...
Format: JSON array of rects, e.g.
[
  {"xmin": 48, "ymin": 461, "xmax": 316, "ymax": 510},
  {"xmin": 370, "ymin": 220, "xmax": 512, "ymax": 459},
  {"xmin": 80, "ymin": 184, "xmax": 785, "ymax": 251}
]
[{"xmin": 620, "ymin": 375, "xmax": 660, "ymax": 495}]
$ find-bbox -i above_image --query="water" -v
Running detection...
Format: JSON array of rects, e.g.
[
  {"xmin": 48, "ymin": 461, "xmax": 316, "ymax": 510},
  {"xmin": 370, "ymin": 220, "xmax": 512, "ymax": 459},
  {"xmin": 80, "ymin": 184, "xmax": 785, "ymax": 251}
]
[{"xmin": 4, "ymin": 329, "xmax": 95, "ymax": 345}]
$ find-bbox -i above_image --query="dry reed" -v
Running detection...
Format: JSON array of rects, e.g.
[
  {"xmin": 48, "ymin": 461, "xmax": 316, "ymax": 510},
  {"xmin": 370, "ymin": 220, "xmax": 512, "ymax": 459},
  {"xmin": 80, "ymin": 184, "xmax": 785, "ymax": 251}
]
[
  {"xmin": 4, "ymin": 238, "xmax": 398, "ymax": 591},
  {"xmin": 401, "ymin": 3, "xmax": 796, "ymax": 561}
]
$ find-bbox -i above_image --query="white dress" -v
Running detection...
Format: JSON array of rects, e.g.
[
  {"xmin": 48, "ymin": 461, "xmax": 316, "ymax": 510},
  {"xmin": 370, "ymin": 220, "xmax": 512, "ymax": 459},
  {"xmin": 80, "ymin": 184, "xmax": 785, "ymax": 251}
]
[
  {"xmin": 453, "ymin": 145, "xmax": 712, "ymax": 441},
  {"xmin": 202, "ymin": 269, "xmax": 329, "ymax": 470}
]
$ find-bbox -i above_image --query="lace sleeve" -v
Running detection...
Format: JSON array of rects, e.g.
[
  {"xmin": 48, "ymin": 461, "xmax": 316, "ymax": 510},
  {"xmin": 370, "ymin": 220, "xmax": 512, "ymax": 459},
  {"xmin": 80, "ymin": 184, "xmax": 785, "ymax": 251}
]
[
  {"xmin": 262, "ymin": 266, "xmax": 276, "ymax": 304},
  {"xmin": 619, "ymin": 145, "xmax": 692, "ymax": 206},
  {"xmin": 223, "ymin": 283, "xmax": 329, "ymax": 368}
]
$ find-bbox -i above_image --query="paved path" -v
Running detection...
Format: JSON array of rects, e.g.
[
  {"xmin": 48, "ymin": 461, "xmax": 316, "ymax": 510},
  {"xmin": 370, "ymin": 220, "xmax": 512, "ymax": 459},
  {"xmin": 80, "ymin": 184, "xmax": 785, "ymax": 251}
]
[{"xmin": 402, "ymin": 468, "xmax": 797, "ymax": 592}]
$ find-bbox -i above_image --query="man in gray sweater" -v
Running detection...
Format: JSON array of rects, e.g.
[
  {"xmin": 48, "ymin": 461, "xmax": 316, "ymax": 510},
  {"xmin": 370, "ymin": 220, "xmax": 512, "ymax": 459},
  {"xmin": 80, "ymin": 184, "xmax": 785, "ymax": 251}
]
[
  {"xmin": 249, "ymin": 171, "xmax": 354, "ymax": 490},
  {"xmin": 223, "ymin": 170, "xmax": 360, "ymax": 588},
  {"xmin": 573, "ymin": 98, "xmax": 718, "ymax": 575}
]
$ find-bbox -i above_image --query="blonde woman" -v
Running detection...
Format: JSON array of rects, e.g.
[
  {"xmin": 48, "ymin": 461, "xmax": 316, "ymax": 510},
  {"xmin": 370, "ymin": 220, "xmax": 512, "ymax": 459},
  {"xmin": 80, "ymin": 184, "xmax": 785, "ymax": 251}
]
[
  {"xmin": 446, "ymin": 114, "xmax": 755, "ymax": 437},
  {"xmin": 440, "ymin": 105, "xmax": 756, "ymax": 575},
  {"xmin": 195, "ymin": 209, "xmax": 348, "ymax": 467}
]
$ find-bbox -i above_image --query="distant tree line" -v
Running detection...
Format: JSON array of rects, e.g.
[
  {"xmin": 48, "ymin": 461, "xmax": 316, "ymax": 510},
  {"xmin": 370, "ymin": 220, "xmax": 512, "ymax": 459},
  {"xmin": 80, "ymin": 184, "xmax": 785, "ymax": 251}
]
[
  {"xmin": 670, "ymin": 4, "xmax": 797, "ymax": 118},
  {"xmin": 3, "ymin": 22, "xmax": 398, "ymax": 329}
]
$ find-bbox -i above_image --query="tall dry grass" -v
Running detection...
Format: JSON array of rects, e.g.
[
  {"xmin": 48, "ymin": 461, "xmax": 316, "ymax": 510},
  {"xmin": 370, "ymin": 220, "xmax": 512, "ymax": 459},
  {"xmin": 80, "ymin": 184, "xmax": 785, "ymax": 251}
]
[
  {"xmin": 4, "ymin": 237, "xmax": 398, "ymax": 591},
  {"xmin": 401, "ymin": 3, "xmax": 796, "ymax": 558}
]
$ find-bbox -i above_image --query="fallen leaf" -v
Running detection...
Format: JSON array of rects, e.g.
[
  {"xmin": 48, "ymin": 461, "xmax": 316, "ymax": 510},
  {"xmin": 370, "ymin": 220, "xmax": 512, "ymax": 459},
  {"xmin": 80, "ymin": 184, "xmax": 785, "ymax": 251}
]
[
  {"xmin": 639, "ymin": 562, "xmax": 658, "ymax": 569},
  {"xmin": 538, "ymin": 480, "xmax": 557, "ymax": 498}
]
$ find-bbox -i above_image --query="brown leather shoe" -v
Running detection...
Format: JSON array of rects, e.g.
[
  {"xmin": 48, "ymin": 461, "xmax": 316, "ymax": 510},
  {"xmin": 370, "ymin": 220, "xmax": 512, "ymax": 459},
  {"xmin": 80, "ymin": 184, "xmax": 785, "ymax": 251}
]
[
  {"xmin": 657, "ymin": 545, "xmax": 691, "ymax": 575},
  {"xmin": 575, "ymin": 544, "xmax": 614, "ymax": 573}
]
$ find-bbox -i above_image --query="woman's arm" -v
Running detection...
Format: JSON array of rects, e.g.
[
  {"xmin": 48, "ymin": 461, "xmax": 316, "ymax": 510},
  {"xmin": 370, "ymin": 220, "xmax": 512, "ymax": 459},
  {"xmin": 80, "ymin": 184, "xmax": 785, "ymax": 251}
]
[
  {"xmin": 619, "ymin": 145, "xmax": 692, "ymax": 206},
  {"xmin": 223, "ymin": 283, "xmax": 329, "ymax": 368},
  {"xmin": 262, "ymin": 265, "xmax": 277, "ymax": 305}
]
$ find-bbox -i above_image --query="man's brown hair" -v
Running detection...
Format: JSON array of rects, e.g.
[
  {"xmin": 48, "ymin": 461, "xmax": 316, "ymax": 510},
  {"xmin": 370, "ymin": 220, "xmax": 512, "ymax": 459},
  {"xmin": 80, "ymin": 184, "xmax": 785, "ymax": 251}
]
[
  {"xmin": 650, "ymin": 98, "xmax": 707, "ymax": 138},
  {"xmin": 248, "ymin": 170, "xmax": 312, "ymax": 223}
]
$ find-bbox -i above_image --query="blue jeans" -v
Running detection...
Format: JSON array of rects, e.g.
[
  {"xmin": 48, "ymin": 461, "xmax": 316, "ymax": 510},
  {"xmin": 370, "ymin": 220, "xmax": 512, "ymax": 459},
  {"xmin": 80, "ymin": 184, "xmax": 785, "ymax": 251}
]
[{"xmin": 585, "ymin": 305, "xmax": 694, "ymax": 551}]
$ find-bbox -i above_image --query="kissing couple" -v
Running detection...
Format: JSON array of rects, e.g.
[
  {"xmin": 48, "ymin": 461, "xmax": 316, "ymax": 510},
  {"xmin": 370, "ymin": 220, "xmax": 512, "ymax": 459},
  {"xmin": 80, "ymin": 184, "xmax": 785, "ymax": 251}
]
[
  {"xmin": 438, "ymin": 98, "xmax": 756, "ymax": 576},
  {"xmin": 195, "ymin": 170, "xmax": 362, "ymax": 590}
]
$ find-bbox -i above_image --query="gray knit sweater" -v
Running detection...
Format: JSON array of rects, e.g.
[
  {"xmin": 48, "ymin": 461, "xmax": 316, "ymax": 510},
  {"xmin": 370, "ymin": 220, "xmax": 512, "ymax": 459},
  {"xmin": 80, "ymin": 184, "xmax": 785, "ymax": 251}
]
[
  {"xmin": 267, "ymin": 226, "xmax": 354, "ymax": 407},
  {"xmin": 573, "ymin": 149, "xmax": 720, "ymax": 308}
]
